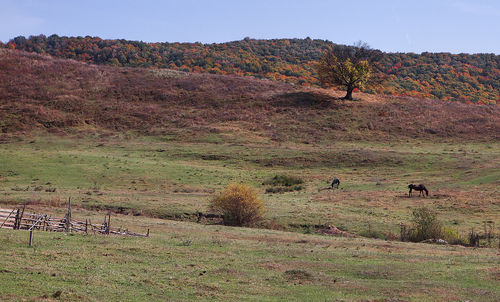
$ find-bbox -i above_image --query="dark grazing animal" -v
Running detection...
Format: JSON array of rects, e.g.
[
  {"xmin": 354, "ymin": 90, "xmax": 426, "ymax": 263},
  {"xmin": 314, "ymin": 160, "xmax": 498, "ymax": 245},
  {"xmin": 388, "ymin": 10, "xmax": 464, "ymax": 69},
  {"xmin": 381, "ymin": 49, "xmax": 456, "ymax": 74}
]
[
  {"xmin": 331, "ymin": 178, "xmax": 340, "ymax": 189},
  {"xmin": 408, "ymin": 184, "xmax": 429, "ymax": 197}
]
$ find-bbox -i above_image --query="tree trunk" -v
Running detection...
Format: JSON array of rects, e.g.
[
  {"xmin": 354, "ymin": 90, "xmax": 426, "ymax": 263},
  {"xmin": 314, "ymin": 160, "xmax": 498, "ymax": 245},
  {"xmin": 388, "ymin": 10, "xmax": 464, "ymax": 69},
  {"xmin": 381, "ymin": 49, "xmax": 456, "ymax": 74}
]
[{"xmin": 344, "ymin": 87, "xmax": 354, "ymax": 100}]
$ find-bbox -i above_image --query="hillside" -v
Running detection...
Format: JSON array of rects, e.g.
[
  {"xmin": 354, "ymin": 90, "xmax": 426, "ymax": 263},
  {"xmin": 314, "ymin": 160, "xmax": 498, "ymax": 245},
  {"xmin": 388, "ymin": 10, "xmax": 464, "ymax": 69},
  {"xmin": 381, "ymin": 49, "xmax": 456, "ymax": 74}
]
[
  {"xmin": 1, "ymin": 48, "xmax": 499, "ymax": 301},
  {"xmin": 1, "ymin": 48, "xmax": 499, "ymax": 141},
  {"xmin": 3, "ymin": 35, "xmax": 499, "ymax": 105}
]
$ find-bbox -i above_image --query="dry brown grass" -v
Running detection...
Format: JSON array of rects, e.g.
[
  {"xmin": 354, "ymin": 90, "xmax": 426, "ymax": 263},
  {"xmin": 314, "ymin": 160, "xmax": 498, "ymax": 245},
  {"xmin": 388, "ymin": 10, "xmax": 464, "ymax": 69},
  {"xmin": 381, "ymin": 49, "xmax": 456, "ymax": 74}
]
[{"xmin": 1, "ymin": 49, "xmax": 499, "ymax": 143}]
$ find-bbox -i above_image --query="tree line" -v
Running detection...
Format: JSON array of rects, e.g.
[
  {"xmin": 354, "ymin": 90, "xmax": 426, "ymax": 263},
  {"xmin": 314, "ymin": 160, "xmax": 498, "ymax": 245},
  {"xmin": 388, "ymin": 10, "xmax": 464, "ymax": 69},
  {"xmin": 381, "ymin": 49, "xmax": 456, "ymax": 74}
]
[{"xmin": 3, "ymin": 35, "xmax": 498, "ymax": 105}]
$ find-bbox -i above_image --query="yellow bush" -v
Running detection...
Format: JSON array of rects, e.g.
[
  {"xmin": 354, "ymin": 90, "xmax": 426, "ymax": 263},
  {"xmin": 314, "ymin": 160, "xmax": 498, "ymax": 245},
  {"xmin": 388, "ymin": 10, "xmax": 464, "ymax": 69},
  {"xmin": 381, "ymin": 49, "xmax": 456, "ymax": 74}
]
[{"xmin": 209, "ymin": 184, "xmax": 264, "ymax": 226}]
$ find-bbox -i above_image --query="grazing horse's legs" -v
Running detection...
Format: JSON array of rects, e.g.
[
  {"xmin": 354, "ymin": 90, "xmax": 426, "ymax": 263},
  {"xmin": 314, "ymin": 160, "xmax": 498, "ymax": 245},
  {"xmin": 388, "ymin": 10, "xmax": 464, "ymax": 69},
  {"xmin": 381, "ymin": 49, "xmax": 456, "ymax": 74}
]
[{"xmin": 408, "ymin": 184, "xmax": 429, "ymax": 198}]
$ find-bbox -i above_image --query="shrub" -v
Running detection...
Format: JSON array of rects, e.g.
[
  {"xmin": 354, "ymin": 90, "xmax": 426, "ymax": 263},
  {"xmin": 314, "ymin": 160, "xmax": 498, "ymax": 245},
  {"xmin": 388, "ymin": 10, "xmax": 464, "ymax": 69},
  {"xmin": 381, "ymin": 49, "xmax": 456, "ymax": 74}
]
[
  {"xmin": 468, "ymin": 229, "xmax": 480, "ymax": 247},
  {"xmin": 407, "ymin": 207, "xmax": 442, "ymax": 242},
  {"xmin": 262, "ymin": 174, "xmax": 303, "ymax": 187},
  {"xmin": 441, "ymin": 226, "xmax": 466, "ymax": 245},
  {"xmin": 209, "ymin": 184, "xmax": 264, "ymax": 226},
  {"xmin": 265, "ymin": 185, "xmax": 304, "ymax": 194},
  {"xmin": 263, "ymin": 174, "xmax": 304, "ymax": 194}
]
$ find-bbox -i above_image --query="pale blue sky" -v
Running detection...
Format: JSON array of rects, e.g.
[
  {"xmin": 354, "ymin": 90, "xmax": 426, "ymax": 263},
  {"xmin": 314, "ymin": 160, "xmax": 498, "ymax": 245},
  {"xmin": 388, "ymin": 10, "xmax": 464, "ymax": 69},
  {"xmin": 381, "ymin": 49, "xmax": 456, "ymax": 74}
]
[{"xmin": 1, "ymin": 0, "xmax": 499, "ymax": 54}]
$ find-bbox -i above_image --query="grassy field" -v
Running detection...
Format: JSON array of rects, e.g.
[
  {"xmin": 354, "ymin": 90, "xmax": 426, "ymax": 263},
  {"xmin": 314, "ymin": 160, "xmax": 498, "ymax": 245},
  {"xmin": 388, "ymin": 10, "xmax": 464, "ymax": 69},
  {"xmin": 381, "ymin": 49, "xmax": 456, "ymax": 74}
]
[
  {"xmin": 1, "ymin": 213, "xmax": 499, "ymax": 301},
  {"xmin": 1, "ymin": 134, "xmax": 498, "ymax": 240},
  {"xmin": 1, "ymin": 49, "xmax": 499, "ymax": 301}
]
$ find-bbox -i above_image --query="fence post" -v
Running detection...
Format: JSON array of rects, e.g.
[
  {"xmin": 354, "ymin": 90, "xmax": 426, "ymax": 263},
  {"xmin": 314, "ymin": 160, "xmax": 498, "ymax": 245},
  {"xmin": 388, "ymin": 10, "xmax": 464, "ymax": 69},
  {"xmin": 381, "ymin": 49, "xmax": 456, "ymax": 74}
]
[
  {"xmin": 14, "ymin": 209, "xmax": 20, "ymax": 230},
  {"xmin": 103, "ymin": 216, "xmax": 107, "ymax": 234},
  {"xmin": 18, "ymin": 205, "xmax": 26, "ymax": 229},
  {"xmin": 89, "ymin": 219, "xmax": 96, "ymax": 235},
  {"xmin": 28, "ymin": 230, "xmax": 33, "ymax": 247},
  {"xmin": 105, "ymin": 212, "xmax": 111, "ymax": 234},
  {"xmin": 65, "ymin": 197, "xmax": 72, "ymax": 232}
]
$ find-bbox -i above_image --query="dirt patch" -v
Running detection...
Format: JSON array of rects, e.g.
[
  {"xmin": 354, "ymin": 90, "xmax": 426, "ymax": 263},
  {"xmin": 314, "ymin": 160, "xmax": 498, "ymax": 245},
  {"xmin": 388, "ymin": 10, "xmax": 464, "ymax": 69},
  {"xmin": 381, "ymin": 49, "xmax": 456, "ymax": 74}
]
[
  {"xmin": 283, "ymin": 269, "xmax": 312, "ymax": 281},
  {"xmin": 484, "ymin": 267, "xmax": 500, "ymax": 281},
  {"xmin": 318, "ymin": 225, "xmax": 356, "ymax": 237},
  {"xmin": 429, "ymin": 194, "xmax": 452, "ymax": 199},
  {"xmin": 260, "ymin": 262, "xmax": 285, "ymax": 271}
]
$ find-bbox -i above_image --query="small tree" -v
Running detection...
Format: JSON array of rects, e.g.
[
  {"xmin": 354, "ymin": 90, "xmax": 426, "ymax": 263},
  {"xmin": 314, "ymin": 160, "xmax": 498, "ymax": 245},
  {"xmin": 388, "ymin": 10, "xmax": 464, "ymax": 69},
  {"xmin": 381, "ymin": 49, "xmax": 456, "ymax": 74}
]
[
  {"xmin": 317, "ymin": 41, "xmax": 382, "ymax": 100},
  {"xmin": 209, "ymin": 184, "xmax": 264, "ymax": 226}
]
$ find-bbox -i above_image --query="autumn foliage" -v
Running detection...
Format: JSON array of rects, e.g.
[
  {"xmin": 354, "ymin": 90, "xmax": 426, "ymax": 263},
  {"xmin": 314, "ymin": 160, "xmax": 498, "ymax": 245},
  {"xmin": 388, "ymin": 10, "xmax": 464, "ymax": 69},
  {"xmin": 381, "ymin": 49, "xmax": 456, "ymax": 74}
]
[
  {"xmin": 209, "ymin": 184, "xmax": 264, "ymax": 226},
  {"xmin": 3, "ymin": 35, "xmax": 498, "ymax": 105},
  {"xmin": 1, "ymin": 48, "xmax": 499, "ymax": 141},
  {"xmin": 318, "ymin": 51, "xmax": 371, "ymax": 100}
]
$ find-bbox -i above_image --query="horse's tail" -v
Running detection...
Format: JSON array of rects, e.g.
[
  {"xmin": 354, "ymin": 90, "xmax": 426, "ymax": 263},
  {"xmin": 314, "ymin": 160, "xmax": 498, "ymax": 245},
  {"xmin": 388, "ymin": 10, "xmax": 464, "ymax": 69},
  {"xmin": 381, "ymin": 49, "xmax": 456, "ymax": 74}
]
[{"xmin": 424, "ymin": 187, "xmax": 429, "ymax": 196}]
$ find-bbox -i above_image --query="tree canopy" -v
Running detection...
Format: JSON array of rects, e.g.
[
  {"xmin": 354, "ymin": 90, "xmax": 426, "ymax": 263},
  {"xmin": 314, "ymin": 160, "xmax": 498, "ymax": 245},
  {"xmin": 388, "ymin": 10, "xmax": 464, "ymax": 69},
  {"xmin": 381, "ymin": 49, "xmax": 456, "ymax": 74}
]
[{"xmin": 317, "ymin": 42, "xmax": 384, "ymax": 100}]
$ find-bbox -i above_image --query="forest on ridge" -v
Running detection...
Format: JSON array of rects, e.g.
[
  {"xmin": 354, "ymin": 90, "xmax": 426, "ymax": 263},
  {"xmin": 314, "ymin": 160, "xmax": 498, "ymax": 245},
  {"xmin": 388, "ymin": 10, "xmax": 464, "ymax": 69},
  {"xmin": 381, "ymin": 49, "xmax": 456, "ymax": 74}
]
[{"xmin": 3, "ymin": 35, "xmax": 499, "ymax": 105}]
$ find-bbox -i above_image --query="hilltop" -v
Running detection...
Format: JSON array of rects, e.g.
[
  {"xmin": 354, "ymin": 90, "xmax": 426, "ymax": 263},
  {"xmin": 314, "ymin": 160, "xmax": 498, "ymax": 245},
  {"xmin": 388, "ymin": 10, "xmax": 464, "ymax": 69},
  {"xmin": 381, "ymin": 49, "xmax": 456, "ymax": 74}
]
[
  {"xmin": 1, "ymin": 48, "xmax": 499, "ymax": 141},
  {"xmin": 3, "ymin": 35, "xmax": 499, "ymax": 105}
]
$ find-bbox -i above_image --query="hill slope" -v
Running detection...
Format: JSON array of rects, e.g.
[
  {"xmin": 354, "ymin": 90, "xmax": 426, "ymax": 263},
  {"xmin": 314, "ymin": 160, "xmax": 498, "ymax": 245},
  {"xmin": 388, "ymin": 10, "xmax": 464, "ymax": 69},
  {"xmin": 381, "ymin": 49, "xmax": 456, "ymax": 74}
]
[
  {"xmin": 1, "ymin": 49, "xmax": 499, "ymax": 141},
  {"xmin": 4, "ymin": 35, "xmax": 499, "ymax": 105},
  {"xmin": 1, "ymin": 49, "xmax": 499, "ymax": 302}
]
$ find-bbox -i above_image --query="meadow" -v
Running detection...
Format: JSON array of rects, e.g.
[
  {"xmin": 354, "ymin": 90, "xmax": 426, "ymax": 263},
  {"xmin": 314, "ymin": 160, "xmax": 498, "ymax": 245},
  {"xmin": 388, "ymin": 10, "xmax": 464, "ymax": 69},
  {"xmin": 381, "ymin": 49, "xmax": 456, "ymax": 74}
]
[
  {"xmin": 1, "ymin": 134, "xmax": 498, "ymax": 240},
  {"xmin": 0, "ymin": 49, "xmax": 499, "ymax": 301},
  {"xmin": 1, "ymin": 211, "xmax": 499, "ymax": 301}
]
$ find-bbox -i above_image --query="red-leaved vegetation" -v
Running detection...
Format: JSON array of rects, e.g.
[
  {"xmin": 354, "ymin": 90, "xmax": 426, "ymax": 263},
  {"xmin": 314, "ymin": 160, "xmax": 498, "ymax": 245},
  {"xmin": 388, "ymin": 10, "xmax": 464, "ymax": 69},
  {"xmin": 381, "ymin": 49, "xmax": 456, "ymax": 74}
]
[{"xmin": 1, "ymin": 49, "xmax": 499, "ymax": 142}]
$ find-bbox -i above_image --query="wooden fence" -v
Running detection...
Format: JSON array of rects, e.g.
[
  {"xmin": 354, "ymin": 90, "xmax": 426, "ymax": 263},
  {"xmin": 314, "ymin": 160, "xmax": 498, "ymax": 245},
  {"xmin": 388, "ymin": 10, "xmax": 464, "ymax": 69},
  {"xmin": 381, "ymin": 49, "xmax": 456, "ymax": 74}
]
[
  {"xmin": 0, "ymin": 208, "xmax": 16, "ymax": 229},
  {"xmin": 0, "ymin": 199, "xmax": 149, "ymax": 240}
]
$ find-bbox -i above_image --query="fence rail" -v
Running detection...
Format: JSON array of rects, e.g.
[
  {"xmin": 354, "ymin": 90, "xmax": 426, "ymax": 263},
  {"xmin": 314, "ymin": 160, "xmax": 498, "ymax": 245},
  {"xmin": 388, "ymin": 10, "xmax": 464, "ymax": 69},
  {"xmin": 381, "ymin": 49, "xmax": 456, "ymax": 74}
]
[
  {"xmin": 0, "ymin": 208, "xmax": 16, "ymax": 229},
  {"xmin": 0, "ymin": 199, "xmax": 149, "ymax": 242}
]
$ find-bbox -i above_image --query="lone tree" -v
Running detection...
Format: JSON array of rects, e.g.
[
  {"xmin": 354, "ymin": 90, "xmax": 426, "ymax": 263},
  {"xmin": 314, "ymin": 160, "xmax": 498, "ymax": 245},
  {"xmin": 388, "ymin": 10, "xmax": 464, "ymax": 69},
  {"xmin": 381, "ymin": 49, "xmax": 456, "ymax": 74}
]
[{"xmin": 317, "ymin": 41, "xmax": 382, "ymax": 100}]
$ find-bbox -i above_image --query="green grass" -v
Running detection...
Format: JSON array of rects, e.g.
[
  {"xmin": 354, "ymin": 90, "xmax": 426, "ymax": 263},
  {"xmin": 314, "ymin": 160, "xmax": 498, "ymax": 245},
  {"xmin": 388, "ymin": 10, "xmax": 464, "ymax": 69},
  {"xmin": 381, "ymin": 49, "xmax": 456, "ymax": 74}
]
[
  {"xmin": 0, "ymin": 134, "xmax": 498, "ymax": 236},
  {"xmin": 0, "ymin": 134, "xmax": 499, "ymax": 300},
  {"xmin": 0, "ymin": 215, "xmax": 498, "ymax": 301}
]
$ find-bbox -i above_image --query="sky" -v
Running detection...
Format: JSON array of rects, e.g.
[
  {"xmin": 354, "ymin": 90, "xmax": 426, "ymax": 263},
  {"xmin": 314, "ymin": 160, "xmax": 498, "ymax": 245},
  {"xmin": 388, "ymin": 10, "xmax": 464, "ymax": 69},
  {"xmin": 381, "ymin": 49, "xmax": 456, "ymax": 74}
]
[{"xmin": 1, "ymin": 0, "xmax": 499, "ymax": 54}]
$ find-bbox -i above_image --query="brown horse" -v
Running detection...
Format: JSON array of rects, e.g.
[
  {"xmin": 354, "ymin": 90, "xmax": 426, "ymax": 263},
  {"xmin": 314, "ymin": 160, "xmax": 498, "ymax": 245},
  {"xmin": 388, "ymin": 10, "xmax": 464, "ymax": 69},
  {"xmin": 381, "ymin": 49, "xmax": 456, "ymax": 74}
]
[{"xmin": 408, "ymin": 184, "xmax": 429, "ymax": 197}]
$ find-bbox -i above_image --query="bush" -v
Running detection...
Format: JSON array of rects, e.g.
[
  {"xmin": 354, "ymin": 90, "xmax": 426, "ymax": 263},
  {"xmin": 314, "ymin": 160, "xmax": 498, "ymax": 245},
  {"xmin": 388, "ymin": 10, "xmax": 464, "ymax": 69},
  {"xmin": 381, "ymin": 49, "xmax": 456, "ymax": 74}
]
[
  {"xmin": 265, "ymin": 185, "xmax": 304, "ymax": 194},
  {"xmin": 441, "ymin": 226, "xmax": 466, "ymax": 245},
  {"xmin": 209, "ymin": 184, "xmax": 264, "ymax": 226},
  {"xmin": 407, "ymin": 207, "xmax": 442, "ymax": 242},
  {"xmin": 263, "ymin": 174, "xmax": 304, "ymax": 194},
  {"xmin": 262, "ymin": 174, "xmax": 303, "ymax": 187}
]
